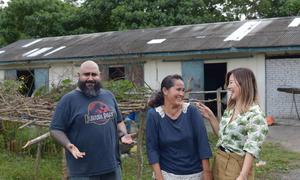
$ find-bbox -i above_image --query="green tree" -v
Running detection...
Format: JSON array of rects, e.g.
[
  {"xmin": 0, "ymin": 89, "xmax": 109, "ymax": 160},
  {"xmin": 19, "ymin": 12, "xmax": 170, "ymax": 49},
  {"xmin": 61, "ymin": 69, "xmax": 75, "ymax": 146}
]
[
  {"xmin": 0, "ymin": 4, "xmax": 25, "ymax": 47},
  {"xmin": 0, "ymin": 0, "xmax": 82, "ymax": 46},
  {"xmin": 111, "ymin": 0, "xmax": 229, "ymax": 30},
  {"xmin": 64, "ymin": 0, "xmax": 86, "ymax": 7},
  {"xmin": 269, "ymin": 0, "xmax": 300, "ymax": 17},
  {"xmin": 255, "ymin": 0, "xmax": 284, "ymax": 18},
  {"xmin": 222, "ymin": 0, "xmax": 300, "ymax": 20},
  {"xmin": 80, "ymin": 0, "xmax": 120, "ymax": 32},
  {"xmin": 1, "ymin": 0, "xmax": 299, "ymax": 48}
]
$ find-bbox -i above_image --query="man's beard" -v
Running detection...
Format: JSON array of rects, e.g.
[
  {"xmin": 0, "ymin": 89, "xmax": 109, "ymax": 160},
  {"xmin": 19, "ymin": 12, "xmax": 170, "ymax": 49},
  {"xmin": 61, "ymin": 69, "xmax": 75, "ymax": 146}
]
[{"xmin": 78, "ymin": 79, "xmax": 102, "ymax": 97}]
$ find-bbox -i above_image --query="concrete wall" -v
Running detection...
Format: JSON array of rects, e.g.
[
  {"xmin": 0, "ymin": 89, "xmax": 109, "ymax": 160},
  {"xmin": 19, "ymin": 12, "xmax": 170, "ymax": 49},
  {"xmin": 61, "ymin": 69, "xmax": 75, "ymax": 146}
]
[
  {"xmin": 0, "ymin": 70, "xmax": 4, "ymax": 82},
  {"xmin": 0, "ymin": 63, "xmax": 77, "ymax": 89},
  {"xmin": 227, "ymin": 54, "xmax": 266, "ymax": 111},
  {"xmin": 144, "ymin": 60, "xmax": 181, "ymax": 90},
  {"xmin": 266, "ymin": 58, "xmax": 300, "ymax": 119},
  {"xmin": 0, "ymin": 54, "xmax": 267, "ymax": 111},
  {"xmin": 49, "ymin": 63, "xmax": 79, "ymax": 88}
]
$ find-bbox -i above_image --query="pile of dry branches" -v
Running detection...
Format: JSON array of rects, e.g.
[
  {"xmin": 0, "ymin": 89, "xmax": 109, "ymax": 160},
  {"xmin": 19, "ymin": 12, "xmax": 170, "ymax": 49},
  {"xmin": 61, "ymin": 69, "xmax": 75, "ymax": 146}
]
[
  {"xmin": 0, "ymin": 93, "xmax": 147, "ymax": 128},
  {"xmin": 0, "ymin": 85, "xmax": 148, "ymax": 148},
  {"xmin": 0, "ymin": 88, "xmax": 55, "ymax": 127}
]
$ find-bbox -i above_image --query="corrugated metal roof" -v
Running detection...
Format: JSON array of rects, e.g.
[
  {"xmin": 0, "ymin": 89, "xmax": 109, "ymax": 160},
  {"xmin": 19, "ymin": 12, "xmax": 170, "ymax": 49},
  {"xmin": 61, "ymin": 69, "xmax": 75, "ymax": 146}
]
[{"xmin": 1, "ymin": 16, "xmax": 300, "ymax": 63}]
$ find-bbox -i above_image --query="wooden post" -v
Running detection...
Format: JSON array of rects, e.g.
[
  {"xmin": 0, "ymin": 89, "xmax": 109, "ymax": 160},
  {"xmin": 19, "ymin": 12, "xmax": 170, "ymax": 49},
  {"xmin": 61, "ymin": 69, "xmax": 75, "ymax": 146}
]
[
  {"xmin": 0, "ymin": 118, "xmax": 3, "ymax": 133},
  {"xmin": 62, "ymin": 148, "xmax": 68, "ymax": 180},
  {"xmin": 34, "ymin": 142, "xmax": 41, "ymax": 180},
  {"xmin": 34, "ymin": 126, "xmax": 43, "ymax": 180},
  {"xmin": 216, "ymin": 88, "xmax": 222, "ymax": 121},
  {"xmin": 136, "ymin": 111, "xmax": 145, "ymax": 180}
]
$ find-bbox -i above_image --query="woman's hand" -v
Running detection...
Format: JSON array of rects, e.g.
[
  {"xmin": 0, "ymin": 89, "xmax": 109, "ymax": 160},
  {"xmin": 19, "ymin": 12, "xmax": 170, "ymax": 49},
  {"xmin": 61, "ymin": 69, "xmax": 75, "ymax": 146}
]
[
  {"xmin": 196, "ymin": 102, "xmax": 220, "ymax": 136},
  {"xmin": 196, "ymin": 102, "xmax": 215, "ymax": 121}
]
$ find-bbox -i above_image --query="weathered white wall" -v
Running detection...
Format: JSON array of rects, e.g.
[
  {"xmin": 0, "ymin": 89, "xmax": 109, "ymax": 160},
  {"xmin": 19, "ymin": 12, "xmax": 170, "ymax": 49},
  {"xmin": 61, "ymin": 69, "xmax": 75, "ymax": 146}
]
[
  {"xmin": 49, "ymin": 63, "xmax": 79, "ymax": 88},
  {"xmin": 0, "ymin": 54, "xmax": 266, "ymax": 111},
  {"xmin": 0, "ymin": 70, "xmax": 4, "ymax": 82},
  {"xmin": 227, "ymin": 54, "xmax": 266, "ymax": 111},
  {"xmin": 144, "ymin": 60, "xmax": 182, "ymax": 90}
]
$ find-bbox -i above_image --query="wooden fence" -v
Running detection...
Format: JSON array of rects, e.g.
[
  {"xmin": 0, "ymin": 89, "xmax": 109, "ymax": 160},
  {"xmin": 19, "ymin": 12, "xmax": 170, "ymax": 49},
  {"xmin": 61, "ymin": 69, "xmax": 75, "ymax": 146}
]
[{"xmin": 188, "ymin": 88, "xmax": 227, "ymax": 121}]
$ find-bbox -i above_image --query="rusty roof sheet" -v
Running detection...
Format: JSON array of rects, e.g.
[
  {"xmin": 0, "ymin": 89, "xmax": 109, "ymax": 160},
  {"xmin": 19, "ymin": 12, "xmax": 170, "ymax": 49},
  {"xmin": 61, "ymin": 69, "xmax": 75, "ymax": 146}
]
[{"xmin": 1, "ymin": 16, "xmax": 300, "ymax": 63}]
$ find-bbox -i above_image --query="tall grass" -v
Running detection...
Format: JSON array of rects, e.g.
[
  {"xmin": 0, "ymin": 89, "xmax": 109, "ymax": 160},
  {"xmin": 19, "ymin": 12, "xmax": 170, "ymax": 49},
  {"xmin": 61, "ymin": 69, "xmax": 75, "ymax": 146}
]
[{"xmin": 0, "ymin": 150, "xmax": 62, "ymax": 180}]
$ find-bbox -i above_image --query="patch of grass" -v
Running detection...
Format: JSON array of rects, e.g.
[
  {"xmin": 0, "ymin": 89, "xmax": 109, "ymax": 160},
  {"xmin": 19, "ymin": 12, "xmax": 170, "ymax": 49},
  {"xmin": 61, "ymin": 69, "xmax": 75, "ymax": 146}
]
[
  {"xmin": 0, "ymin": 150, "xmax": 62, "ymax": 180},
  {"xmin": 256, "ymin": 142, "xmax": 300, "ymax": 179},
  {"xmin": 121, "ymin": 153, "xmax": 152, "ymax": 180}
]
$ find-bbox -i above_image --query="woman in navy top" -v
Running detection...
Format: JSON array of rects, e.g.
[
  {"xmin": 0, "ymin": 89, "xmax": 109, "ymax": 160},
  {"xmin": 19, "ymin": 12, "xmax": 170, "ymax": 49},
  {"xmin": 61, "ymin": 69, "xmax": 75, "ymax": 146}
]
[{"xmin": 146, "ymin": 74, "xmax": 212, "ymax": 180}]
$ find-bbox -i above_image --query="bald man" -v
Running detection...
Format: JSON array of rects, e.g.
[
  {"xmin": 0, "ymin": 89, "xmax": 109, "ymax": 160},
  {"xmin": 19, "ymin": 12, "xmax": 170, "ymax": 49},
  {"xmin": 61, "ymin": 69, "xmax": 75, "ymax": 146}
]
[{"xmin": 50, "ymin": 60, "xmax": 133, "ymax": 180}]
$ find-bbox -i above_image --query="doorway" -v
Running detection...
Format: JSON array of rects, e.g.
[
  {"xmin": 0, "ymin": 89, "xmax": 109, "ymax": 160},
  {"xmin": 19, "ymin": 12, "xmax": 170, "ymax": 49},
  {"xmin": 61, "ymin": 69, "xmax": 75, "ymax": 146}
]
[
  {"xmin": 17, "ymin": 70, "xmax": 35, "ymax": 96},
  {"xmin": 204, "ymin": 63, "xmax": 227, "ymax": 115},
  {"xmin": 109, "ymin": 66, "xmax": 125, "ymax": 80}
]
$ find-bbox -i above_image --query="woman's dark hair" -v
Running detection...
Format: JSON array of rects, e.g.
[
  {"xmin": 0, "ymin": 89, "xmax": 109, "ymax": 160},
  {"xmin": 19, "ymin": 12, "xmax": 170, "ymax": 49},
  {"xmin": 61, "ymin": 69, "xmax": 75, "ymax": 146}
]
[{"xmin": 148, "ymin": 74, "xmax": 183, "ymax": 108}]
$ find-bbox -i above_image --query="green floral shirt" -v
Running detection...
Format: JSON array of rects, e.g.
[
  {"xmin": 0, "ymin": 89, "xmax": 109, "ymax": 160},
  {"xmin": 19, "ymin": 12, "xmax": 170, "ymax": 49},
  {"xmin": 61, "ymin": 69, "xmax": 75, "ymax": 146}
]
[{"xmin": 217, "ymin": 104, "xmax": 269, "ymax": 158}]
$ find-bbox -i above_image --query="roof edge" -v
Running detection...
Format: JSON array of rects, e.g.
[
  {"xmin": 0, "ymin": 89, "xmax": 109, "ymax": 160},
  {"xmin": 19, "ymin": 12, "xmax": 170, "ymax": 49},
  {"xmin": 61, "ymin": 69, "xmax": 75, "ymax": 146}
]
[{"xmin": 1, "ymin": 45, "xmax": 300, "ymax": 65}]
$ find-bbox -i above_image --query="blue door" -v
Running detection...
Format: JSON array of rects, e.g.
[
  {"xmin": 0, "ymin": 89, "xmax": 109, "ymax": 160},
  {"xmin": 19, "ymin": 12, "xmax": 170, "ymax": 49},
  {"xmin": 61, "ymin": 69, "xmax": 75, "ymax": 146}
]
[
  {"xmin": 181, "ymin": 60, "xmax": 204, "ymax": 99},
  {"xmin": 34, "ymin": 68, "xmax": 49, "ymax": 90}
]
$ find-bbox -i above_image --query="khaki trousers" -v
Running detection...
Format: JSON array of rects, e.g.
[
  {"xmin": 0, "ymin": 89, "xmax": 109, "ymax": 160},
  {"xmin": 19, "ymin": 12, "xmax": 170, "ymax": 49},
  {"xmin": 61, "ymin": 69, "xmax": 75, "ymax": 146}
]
[{"xmin": 212, "ymin": 149, "xmax": 254, "ymax": 180}]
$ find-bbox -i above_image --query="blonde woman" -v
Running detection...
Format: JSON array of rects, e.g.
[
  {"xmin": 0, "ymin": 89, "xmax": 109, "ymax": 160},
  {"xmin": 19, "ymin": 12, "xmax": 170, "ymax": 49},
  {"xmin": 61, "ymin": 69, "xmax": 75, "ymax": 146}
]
[{"xmin": 197, "ymin": 68, "xmax": 268, "ymax": 180}]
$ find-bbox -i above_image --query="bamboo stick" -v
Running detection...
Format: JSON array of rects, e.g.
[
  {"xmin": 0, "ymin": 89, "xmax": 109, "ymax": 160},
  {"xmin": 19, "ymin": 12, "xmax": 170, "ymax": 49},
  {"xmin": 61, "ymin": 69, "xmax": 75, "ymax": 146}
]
[
  {"xmin": 34, "ymin": 142, "xmax": 42, "ymax": 180},
  {"xmin": 62, "ymin": 148, "xmax": 68, "ymax": 180},
  {"xmin": 18, "ymin": 119, "xmax": 38, "ymax": 129},
  {"xmin": 217, "ymin": 88, "xmax": 222, "ymax": 121},
  {"xmin": 136, "ymin": 111, "xmax": 146, "ymax": 180},
  {"xmin": 23, "ymin": 132, "xmax": 50, "ymax": 149}
]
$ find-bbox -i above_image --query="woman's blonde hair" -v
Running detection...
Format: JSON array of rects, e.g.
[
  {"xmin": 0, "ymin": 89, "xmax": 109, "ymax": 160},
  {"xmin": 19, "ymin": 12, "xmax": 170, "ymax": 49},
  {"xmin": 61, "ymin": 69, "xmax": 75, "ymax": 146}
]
[{"xmin": 225, "ymin": 68, "xmax": 259, "ymax": 113}]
